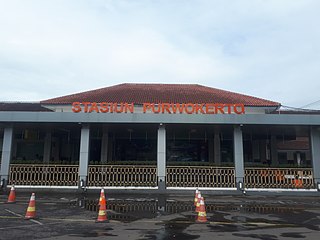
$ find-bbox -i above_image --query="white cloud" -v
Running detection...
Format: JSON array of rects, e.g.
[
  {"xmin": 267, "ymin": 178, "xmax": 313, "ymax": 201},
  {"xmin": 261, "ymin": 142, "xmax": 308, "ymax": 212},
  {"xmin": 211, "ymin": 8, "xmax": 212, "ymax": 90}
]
[{"xmin": 0, "ymin": 0, "xmax": 319, "ymax": 107}]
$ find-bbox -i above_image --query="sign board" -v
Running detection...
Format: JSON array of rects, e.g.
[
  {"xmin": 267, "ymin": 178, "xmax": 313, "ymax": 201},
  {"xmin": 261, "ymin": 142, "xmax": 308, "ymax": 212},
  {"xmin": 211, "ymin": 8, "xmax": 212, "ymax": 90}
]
[{"xmin": 72, "ymin": 102, "xmax": 245, "ymax": 114}]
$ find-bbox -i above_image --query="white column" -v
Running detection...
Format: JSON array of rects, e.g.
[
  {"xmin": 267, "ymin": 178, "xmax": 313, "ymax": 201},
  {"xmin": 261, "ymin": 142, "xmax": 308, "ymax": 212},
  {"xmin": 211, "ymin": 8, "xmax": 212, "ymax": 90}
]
[
  {"xmin": 43, "ymin": 131, "xmax": 52, "ymax": 164},
  {"xmin": 100, "ymin": 128, "xmax": 108, "ymax": 164},
  {"xmin": 79, "ymin": 125, "xmax": 90, "ymax": 188},
  {"xmin": 0, "ymin": 127, "xmax": 13, "ymax": 187},
  {"xmin": 157, "ymin": 124, "xmax": 166, "ymax": 190},
  {"xmin": 234, "ymin": 125, "xmax": 244, "ymax": 190}
]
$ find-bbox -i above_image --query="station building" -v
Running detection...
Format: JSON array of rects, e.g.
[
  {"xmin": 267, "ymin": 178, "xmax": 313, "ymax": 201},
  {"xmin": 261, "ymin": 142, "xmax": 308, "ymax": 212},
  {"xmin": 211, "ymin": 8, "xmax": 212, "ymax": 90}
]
[{"xmin": 0, "ymin": 83, "xmax": 320, "ymax": 192}]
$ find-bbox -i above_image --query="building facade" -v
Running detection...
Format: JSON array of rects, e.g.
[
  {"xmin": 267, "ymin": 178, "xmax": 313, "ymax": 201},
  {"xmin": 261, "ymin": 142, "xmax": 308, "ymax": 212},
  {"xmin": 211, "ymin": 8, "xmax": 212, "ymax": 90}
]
[{"xmin": 1, "ymin": 83, "xmax": 320, "ymax": 192}]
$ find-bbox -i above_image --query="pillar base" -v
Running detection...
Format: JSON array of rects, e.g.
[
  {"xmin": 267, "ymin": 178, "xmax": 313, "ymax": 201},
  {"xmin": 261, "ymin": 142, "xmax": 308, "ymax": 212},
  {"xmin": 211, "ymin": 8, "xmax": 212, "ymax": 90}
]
[
  {"xmin": 236, "ymin": 177, "xmax": 244, "ymax": 191},
  {"xmin": 0, "ymin": 177, "xmax": 8, "ymax": 190},
  {"xmin": 78, "ymin": 176, "xmax": 87, "ymax": 191},
  {"xmin": 158, "ymin": 177, "xmax": 166, "ymax": 191},
  {"xmin": 315, "ymin": 179, "xmax": 320, "ymax": 191}
]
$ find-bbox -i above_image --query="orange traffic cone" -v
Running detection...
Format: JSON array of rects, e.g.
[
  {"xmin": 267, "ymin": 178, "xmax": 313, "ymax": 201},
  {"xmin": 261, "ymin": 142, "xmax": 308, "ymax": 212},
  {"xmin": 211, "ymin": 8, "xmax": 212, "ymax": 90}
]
[
  {"xmin": 195, "ymin": 192, "xmax": 202, "ymax": 212},
  {"xmin": 7, "ymin": 186, "xmax": 16, "ymax": 203},
  {"xmin": 25, "ymin": 193, "xmax": 36, "ymax": 219},
  {"xmin": 96, "ymin": 189, "xmax": 108, "ymax": 222},
  {"xmin": 98, "ymin": 188, "xmax": 106, "ymax": 205},
  {"xmin": 196, "ymin": 197, "xmax": 208, "ymax": 223},
  {"xmin": 194, "ymin": 189, "xmax": 200, "ymax": 206}
]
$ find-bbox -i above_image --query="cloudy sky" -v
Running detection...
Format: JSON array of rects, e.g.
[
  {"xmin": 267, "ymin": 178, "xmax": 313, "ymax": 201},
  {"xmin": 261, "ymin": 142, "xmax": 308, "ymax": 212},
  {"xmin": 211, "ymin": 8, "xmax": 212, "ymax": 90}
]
[{"xmin": 0, "ymin": 0, "xmax": 319, "ymax": 108}]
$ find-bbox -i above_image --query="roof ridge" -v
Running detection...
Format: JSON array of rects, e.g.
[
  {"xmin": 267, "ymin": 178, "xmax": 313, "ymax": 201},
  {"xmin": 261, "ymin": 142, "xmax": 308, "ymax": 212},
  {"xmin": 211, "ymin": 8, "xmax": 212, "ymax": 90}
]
[
  {"xmin": 122, "ymin": 83, "xmax": 201, "ymax": 86},
  {"xmin": 41, "ymin": 83, "xmax": 280, "ymax": 106}
]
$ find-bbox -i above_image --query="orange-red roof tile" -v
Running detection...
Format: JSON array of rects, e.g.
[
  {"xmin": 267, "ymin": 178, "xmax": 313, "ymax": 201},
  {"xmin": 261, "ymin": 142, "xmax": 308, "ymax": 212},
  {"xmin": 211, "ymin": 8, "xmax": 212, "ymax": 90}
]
[{"xmin": 41, "ymin": 83, "xmax": 280, "ymax": 107}]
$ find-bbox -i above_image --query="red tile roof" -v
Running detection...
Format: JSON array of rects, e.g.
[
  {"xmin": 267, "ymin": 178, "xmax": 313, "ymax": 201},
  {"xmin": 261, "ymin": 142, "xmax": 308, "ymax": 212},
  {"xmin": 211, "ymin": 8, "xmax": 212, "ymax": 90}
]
[{"xmin": 41, "ymin": 83, "xmax": 280, "ymax": 107}]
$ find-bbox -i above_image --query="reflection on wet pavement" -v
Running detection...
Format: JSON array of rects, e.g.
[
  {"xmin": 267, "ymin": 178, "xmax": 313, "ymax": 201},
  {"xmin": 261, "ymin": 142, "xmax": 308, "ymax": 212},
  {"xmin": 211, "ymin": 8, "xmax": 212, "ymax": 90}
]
[
  {"xmin": 142, "ymin": 218, "xmax": 200, "ymax": 240},
  {"xmin": 79, "ymin": 195, "xmax": 320, "ymax": 236},
  {"xmin": 69, "ymin": 227, "xmax": 118, "ymax": 238},
  {"xmin": 1, "ymin": 192, "xmax": 319, "ymax": 240}
]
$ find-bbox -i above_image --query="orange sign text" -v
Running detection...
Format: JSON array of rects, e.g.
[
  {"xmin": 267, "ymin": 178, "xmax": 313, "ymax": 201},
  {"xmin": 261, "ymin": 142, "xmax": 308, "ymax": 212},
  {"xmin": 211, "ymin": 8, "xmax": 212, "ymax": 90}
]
[{"xmin": 72, "ymin": 102, "xmax": 245, "ymax": 114}]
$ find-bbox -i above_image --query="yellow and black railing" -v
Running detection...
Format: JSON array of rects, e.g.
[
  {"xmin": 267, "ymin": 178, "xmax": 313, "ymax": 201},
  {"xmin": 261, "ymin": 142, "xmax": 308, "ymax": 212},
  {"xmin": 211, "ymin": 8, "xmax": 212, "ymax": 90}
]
[
  {"xmin": 7, "ymin": 164, "xmax": 315, "ymax": 189},
  {"xmin": 87, "ymin": 165, "xmax": 157, "ymax": 187},
  {"xmin": 166, "ymin": 166, "xmax": 236, "ymax": 188},
  {"xmin": 244, "ymin": 168, "xmax": 314, "ymax": 189},
  {"xmin": 9, "ymin": 164, "xmax": 79, "ymax": 186}
]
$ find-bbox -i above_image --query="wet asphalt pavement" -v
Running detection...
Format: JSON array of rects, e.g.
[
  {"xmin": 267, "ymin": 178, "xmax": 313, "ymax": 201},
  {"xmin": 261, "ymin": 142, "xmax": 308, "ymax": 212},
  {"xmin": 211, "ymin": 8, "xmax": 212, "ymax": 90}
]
[{"xmin": 0, "ymin": 190, "xmax": 319, "ymax": 240}]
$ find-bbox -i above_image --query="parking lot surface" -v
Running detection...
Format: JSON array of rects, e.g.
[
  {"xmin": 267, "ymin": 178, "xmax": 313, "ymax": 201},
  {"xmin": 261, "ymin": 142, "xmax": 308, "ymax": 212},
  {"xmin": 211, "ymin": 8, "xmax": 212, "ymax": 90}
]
[{"xmin": 0, "ymin": 190, "xmax": 320, "ymax": 239}]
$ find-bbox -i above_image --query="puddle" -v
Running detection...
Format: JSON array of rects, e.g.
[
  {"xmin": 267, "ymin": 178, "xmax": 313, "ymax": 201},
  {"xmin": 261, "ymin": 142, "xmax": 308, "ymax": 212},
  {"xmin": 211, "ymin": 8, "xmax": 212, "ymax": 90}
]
[
  {"xmin": 143, "ymin": 217, "xmax": 200, "ymax": 240},
  {"xmin": 232, "ymin": 233, "xmax": 278, "ymax": 240},
  {"xmin": 280, "ymin": 232, "xmax": 307, "ymax": 238},
  {"xmin": 83, "ymin": 198, "xmax": 158, "ymax": 222},
  {"xmin": 69, "ymin": 227, "xmax": 117, "ymax": 237},
  {"xmin": 83, "ymin": 198, "xmax": 238, "ymax": 215},
  {"xmin": 76, "ymin": 196, "xmax": 320, "ymax": 233},
  {"xmin": 272, "ymin": 209, "xmax": 320, "ymax": 231}
]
